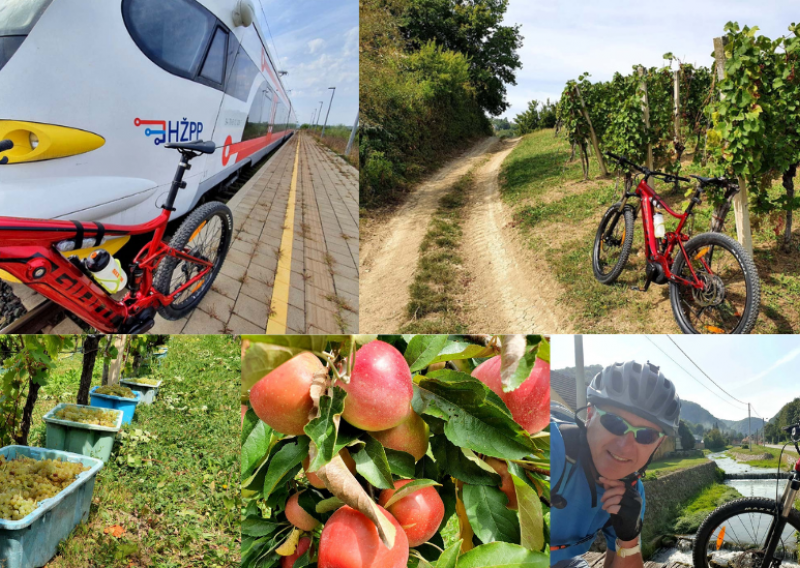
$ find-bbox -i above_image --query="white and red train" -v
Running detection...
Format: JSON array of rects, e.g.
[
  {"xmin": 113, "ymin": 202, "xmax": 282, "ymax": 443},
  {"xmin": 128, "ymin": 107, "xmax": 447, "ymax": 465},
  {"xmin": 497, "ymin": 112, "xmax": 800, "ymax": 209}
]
[{"xmin": 0, "ymin": 0, "xmax": 297, "ymax": 225}]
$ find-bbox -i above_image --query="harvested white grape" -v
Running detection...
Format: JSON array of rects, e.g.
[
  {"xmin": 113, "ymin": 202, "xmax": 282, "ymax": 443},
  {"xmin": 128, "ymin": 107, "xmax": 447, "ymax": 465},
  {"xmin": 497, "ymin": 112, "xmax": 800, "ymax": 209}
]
[
  {"xmin": 54, "ymin": 405, "xmax": 118, "ymax": 428},
  {"xmin": 125, "ymin": 378, "xmax": 159, "ymax": 386},
  {"xmin": 94, "ymin": 385, "xmax": 136, "ymax": 399},
  {"xmin": 0, "ymin": 455, "xmax": 89, "ymax": 521}
]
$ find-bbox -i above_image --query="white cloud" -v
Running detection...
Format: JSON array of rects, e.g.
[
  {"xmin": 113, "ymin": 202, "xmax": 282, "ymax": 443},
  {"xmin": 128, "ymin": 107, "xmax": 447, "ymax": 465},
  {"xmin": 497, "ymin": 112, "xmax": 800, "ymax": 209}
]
[{"xmin": 308, "ymin": 38, "xmax": 325, "ymax": 54}]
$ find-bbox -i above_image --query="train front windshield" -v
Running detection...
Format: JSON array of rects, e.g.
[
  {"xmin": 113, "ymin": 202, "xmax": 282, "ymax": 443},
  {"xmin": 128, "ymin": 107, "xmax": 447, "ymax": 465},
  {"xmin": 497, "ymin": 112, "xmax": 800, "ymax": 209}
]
[{"xmin": 0, "ymin": 0, "xmax": 53, "ymax": 71}]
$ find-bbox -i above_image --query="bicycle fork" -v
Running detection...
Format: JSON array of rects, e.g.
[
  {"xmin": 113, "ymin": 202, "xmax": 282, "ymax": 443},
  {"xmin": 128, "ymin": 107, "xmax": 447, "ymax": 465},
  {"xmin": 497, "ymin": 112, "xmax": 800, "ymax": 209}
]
[{"xmin": 760, "ymin": 474, "xmax": 800, "ymax": 568}]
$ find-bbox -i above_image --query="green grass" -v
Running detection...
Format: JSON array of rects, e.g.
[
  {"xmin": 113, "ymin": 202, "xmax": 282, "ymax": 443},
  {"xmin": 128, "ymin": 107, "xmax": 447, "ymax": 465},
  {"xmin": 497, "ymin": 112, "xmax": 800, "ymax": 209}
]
[
  {"xmin": 499, "ymin": 128, "xmax": 800, "ymax": 333},
  {"xmin": 672, "ymin": 484, "xmax": 742, "ymax": 534},
  {"xmin": 401, "ymin": 170, "xmax": 474, "ymax": 333},
  {"xmin": 644, "ymin": 455, "xmax": 712, "ymax": 479},
  {"xmin": 725, "ymin": 445, "xmax": 793, "ymax": 470},
  {"xmin": 27, "ymin": 335, "xmax": 240, "ymax": 568},
  {"xmin": 302, "ymin": 126, "xmax": 357, "ymax": 169}
]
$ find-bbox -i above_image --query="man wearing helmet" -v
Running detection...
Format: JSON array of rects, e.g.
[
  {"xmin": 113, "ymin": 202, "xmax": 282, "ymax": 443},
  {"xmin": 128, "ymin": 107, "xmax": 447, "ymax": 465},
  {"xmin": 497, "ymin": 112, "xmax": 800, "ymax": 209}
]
[{"xmin": 550, "ymin": 361, "xmax": 681, "ymax": 568}]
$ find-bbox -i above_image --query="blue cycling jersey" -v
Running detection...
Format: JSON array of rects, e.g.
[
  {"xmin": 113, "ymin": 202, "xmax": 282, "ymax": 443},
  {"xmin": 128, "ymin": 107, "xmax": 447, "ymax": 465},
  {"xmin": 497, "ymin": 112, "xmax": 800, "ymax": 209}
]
[{"xmin": 550, "ymin": 419, "xmax": 646, "ymax": 565}]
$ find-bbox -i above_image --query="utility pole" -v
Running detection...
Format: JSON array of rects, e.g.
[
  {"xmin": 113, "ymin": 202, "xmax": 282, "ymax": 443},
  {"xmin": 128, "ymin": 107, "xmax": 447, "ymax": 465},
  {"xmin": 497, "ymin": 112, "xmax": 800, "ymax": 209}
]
[
  {"xmin": 748, "ymin": 403, "xmax": 751, "ymax": 447},
  {"xmin": 345, "ymin": 112, "xmax": 359, "ymax": 157},
  {"xmin": 321, "ymin": 86, "xmax": 336, "ymax": 139},
  {"xmin": 315, "ymin": 101, "xmax": 324, "ymax": 131},
  {"xmin": 574, "ymin": 335, "xmax": 587, "ymax": 421}
]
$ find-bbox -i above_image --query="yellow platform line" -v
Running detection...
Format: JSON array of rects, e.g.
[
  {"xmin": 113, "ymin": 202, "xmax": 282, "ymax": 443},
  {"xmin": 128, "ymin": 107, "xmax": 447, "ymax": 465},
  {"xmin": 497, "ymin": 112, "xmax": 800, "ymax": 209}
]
[{"xmin": 266, "ymin": 137, "xmax": 301, "ymax": 333}]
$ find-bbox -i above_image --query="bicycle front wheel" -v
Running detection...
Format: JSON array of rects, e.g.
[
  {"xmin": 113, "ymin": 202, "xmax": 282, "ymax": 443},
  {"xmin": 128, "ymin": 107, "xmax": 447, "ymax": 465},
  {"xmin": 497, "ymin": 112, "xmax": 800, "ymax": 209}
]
[
  {"xmin": 154, "ymin": 201, "xmax": 233, "ymax": 321},
  {"xmin": 693, "ymin": 497, "xmax": 800, "ymax": 568},
  {"xmin": 592, "ymin": 203, "xmax": 634, "ymax": 284},
  {"xmin": 669, "ymin": 231, "xmax": 760, "ymax": 334}
]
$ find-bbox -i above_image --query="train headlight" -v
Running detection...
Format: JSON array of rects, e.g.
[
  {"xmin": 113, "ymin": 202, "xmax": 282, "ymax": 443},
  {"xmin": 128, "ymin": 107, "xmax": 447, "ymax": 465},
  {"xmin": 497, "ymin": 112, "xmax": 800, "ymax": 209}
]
[{"xmin": 0, "ymin": 121, "xmax": 104, "ymax": 164}]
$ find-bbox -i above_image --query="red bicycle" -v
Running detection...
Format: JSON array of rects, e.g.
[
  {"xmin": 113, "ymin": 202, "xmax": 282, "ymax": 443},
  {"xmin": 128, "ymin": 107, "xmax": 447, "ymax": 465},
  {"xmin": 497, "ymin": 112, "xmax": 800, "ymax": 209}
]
[
  {"xmin": 0, "ymin": 138, "xmax": 233, "ymax": 333},
  {"xmin": 592, "ymin": 152, "xmax": 760, "ymax": 334}
]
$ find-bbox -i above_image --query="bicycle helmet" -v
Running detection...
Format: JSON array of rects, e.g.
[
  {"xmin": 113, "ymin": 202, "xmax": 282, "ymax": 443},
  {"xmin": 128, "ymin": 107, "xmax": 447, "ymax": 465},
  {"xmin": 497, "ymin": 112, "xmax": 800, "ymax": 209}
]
[{"xmin": 587, "ymin": 360, "xmax": 681, "ymax": 436}]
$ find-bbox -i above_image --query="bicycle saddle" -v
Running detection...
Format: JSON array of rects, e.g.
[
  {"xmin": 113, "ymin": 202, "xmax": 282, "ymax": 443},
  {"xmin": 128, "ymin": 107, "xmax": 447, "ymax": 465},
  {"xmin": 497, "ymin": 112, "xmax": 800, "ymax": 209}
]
[
  {"xmin": 164, "ymin": 140, "xmax": 216, "ymax": 154},
  {"xmin": 689, "ymin": 175, "xmax": 734, "ymax": 187}
]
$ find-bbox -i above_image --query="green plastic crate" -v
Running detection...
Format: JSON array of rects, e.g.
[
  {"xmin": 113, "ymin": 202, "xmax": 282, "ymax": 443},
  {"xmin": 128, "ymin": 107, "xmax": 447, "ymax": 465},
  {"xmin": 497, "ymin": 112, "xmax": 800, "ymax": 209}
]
[
  {"xmin": 119, "ymin": 378, "xmax": 163, "ymax": 405},
  {"xmin": 0, "ymin": 446, "xmax": 103, "ymax": 568},
  {"xmin": 43, "ymin": 404, "xmax": 123, "ymax": 463}
]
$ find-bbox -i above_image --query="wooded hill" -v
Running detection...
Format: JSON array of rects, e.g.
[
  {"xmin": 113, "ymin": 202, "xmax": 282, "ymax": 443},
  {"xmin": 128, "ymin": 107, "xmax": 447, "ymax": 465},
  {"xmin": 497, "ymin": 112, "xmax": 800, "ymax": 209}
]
[{"xmin": 360, "ymin": 0, "xmax": 522, "ymax": 207}]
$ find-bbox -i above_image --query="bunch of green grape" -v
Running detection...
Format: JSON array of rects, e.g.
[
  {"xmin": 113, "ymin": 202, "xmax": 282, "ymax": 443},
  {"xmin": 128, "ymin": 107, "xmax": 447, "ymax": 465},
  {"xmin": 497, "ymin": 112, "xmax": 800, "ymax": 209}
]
[
  {"xmin": 55, "ymin": 405, "xmax": 119, "ymax": 427},
  {"xmin": 0, "ymin": 455, "xmax": 89, "ymax": 521},
  {"xmin": 126, "ymin": 378, "xmax": 160, "ymax": 386},
  {"xmin": 94, "ymin": 385, "xmax": 136, "ymax": 399}
]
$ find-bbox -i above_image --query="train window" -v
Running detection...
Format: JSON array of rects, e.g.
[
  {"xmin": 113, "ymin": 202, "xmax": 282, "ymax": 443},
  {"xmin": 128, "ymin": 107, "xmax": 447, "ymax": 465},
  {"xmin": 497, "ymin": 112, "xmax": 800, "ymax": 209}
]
[
  {"xmin": 123, "ymin": 0, "xmax": 225, "ymax": 85},
  {"xmin": 0, "ymin": 0, "xmax": 53, "ymax": 71},
  {"xmin": 198, "ymin": 27, "xmax": 228, "ymax": 86},
  {"xmin": 225, "ymin": 44, "xmax": 260, "ymax": 103},
  {"xmin": 261, "ymin": 86, "xmax": 274, "ymax": 125},
  {"xmin": 242, "ymin": 81, "xmax": 269, "ymax": 142}
]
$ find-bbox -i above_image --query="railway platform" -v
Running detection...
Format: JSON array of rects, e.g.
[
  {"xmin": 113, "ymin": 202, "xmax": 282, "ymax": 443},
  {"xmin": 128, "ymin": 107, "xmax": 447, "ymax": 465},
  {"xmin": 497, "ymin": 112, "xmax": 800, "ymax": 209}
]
[
  {"xmin": 6, "ymin": 133, "xmax": 359, "ymax": 334},
  {"xmin": 152, "ymin": 132, "xmax": 359, "ymax": 334}
]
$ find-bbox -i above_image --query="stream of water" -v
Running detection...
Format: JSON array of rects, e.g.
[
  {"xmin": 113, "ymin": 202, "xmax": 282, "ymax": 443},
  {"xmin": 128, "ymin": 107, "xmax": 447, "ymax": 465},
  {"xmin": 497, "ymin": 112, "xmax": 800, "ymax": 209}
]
[{"xmin": 651, "ymin": 452, "xmax": 796, "ymax": 566}]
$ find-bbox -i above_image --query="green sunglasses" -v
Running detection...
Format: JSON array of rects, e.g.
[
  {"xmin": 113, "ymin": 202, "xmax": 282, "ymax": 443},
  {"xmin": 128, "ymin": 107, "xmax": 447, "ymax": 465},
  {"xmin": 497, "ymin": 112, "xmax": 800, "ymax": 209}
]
[{"xmin": 594, "ymin": 408, "xmax": 665, "ymax": 445}]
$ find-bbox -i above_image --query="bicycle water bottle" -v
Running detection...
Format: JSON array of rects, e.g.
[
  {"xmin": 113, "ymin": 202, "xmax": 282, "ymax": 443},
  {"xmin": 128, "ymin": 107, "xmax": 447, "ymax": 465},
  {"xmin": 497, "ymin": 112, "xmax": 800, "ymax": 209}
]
[
  {"xmin": 653, "ymin": 212, "xmax": 666, "ymax": 238},
  {"xmin": 84, "ymin": 250, "xmax": 128, "ymax": 293}
]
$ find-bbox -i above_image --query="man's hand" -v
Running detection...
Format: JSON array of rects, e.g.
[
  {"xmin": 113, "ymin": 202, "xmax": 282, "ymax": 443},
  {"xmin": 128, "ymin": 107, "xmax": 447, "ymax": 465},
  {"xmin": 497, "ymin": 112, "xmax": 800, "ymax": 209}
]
[{"xmin": 598, "ymin": 476, "xmax": 642, "ymax": 542}]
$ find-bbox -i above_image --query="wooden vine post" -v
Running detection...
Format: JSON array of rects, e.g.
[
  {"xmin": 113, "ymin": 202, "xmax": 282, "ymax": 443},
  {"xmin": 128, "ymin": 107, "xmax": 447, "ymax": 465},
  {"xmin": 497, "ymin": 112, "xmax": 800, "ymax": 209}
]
[
  {"xmin": 713, "ymin": 36, "xmax": 754, "ymax": 256},
  {"xmin": 637, "ymin": 66, "xmax": 654, "ymax": 170},
  {"xmin": 574, "ymin": 85, "xmax": 608, "ymax": 176}
]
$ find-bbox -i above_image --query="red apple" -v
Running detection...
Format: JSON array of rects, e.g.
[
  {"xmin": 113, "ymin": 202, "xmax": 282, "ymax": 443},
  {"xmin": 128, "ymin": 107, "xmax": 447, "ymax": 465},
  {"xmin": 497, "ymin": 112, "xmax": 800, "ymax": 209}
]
[
  {"xmin": 281, "ymin": 536, "xmax": 313, "ymax": 568},
  {"xmin": 378, "ymin": 479, "xmax": 445, "ymax": 547},
  {"xmin": 303, "ymin": 449, "xmax": 357, "ymax": 489},
  {"xmin": 250, "ymin": 352, "xmax": 325, "ymax": 435},
  {"xmin": 485, "ymin": 457, "xmax": 517, "ymax": 510},
  {"xmin": 371, "ymin": 411, "xmax": 429, "ymax": 461},
  {"xmin": 286, "ymin": 492, "xmax": 321, "ymax": 531},
  {"xmin": 341, "ymin": 341, "xmax": 413, "ymax": 432},
  {"xmin": 472, "ymin": 355, "xmax": 550, "ymax": 434},
  {"xmin": 318, "ymin": 505, "xmax": 409, "ymax": 568}
]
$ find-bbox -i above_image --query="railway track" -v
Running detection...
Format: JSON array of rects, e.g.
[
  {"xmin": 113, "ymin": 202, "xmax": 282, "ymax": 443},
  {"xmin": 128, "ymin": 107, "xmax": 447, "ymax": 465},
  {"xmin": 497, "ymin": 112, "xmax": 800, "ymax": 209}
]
[{"xmin": 0, "ymin": 139, "xmax": 290, "ymax": 334}]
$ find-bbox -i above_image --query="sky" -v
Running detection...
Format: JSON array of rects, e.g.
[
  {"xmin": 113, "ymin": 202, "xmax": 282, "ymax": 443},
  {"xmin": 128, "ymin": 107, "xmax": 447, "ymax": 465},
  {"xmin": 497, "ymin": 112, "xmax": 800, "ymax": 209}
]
[
  {"xmin": 255, "ymin": 0, "xmax": 358, "ymax": 127},
  {"xmin": 499, "ymin": 0, "xmax": 798, "ymax": 121},
  {"xmin": 551, "ymin": 335, "xmax": 800, "ymax": 424}
]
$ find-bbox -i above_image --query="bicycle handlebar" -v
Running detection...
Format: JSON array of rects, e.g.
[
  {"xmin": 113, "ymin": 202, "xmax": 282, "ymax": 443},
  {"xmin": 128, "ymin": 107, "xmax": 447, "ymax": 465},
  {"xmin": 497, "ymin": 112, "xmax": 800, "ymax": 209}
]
[
  {"xmin": 0, "ymin": 139, "xmax": 13, "ymax": 153},
  {"xmin": 604, "ymin": 152, "xmax": 690, "ymax": 185}
]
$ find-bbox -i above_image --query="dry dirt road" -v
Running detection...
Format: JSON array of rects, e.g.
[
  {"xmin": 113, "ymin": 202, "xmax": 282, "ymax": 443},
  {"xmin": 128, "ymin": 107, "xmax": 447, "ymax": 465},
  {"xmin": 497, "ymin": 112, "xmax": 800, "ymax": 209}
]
[
  {"xmin": 361, "ymin": 137, "xmax": 569, "ymax": 333},
  {"xmin": 462, "ymin": 138, "xmax": 567, "ymax": 333}
]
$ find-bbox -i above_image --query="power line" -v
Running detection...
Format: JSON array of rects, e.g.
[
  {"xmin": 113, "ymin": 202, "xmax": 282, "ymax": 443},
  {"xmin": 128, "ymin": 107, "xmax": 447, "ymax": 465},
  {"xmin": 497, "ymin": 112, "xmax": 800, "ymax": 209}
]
[
  {"xmin": 644, "ymin": 336, "xmax": 747, "ymax": 411},
  {"xmin": 665, "ymin": 335, "xmax": 750, "ymax": 406},
  {"xmin": 256, "ymin": 0, "xmax": 284, "ymax": 81}
]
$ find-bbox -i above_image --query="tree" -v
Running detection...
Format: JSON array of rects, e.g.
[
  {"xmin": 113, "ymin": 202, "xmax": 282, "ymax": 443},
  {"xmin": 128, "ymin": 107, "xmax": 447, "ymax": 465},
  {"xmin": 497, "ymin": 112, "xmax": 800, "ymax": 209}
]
[
  {"xmin": 240, "ymin": 334, "xmax": 550, "ymax": 567},
  {"xmin": 515, "ymin": 100, "xmax": 541, "ymax": 135},
  {"xmin": 400, "ymin": 0, "xmax": 523, "ymax": 115},
  {"xmin": 704, "ymin": 428, "xmax": 727, "ymax": 451},
  {"xmin": 539, "ymin": 98, "xmax": 558, "ymax": 128},
  {"xmin": 678, "ymin": 420, "xmax": 696, "ymax": 450}
]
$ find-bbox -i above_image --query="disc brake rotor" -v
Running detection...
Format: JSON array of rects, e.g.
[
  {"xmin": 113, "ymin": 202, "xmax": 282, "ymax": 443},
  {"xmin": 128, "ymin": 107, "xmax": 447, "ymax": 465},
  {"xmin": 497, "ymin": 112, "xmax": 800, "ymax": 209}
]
[{"xmin": 692, "ymin": 273, "xmax": 725, "ymax": 307}]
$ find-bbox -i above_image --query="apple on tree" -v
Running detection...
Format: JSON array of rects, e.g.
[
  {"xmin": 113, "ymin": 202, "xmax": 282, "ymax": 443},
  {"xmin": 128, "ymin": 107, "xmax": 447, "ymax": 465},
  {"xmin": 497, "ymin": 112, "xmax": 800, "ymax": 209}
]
[
  {"xmin": 286, "ymin": 492, "xmax": 321, "ymax": 532},
  {"xmin": 472, "ymin": 355, "xmax": 550, "ymax": 434},
  {"xmin": 249, "ymin": 352, "xmax": 325, "ymax": 436},
  {"xmin": 378, "ymin": 480, "xmax": 445, "ymax": 547},
  {"xmin": 370, "ymin": 410, "xmax": 429, "ymax": 462},
  {"xmin": 281, "ymin": 536, "xmax": 313, "ymax": 568},
  {"xmin": 340, "ymin": 340, "xmax": 413, "ymax": 432},
  {"xmin": 318, "ymin": 505, "xmax": 409, "ymax": 568}
]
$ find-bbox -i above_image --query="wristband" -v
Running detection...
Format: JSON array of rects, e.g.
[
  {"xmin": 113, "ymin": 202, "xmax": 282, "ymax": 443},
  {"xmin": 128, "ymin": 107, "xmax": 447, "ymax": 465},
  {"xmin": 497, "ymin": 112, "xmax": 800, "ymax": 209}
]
[{"xmin": 615, "ymin": 539, "xmax": 640, "ymax": 558}]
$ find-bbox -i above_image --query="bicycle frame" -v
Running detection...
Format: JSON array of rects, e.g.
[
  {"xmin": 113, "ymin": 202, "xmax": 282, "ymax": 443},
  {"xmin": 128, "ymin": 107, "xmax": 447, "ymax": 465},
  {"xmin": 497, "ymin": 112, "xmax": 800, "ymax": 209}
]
[
  {"xmin": 0, "ymin": 147, "xmax": 214, "ymax": 333},
  {"xmin": 627, "ymin": 177, "xmax": 707, "ymax": 290}
]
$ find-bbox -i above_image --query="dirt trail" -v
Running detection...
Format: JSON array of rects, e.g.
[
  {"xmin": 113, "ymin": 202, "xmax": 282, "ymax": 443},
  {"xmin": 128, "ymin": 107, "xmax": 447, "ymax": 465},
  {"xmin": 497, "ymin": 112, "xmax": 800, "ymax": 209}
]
[
  {"xmin": 462, "ymin": 138, "xmax": 569, "ymax": 333},
  {"xmin": 360, "ymin": 137, "xmax": 497, "ymax": 333}
]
